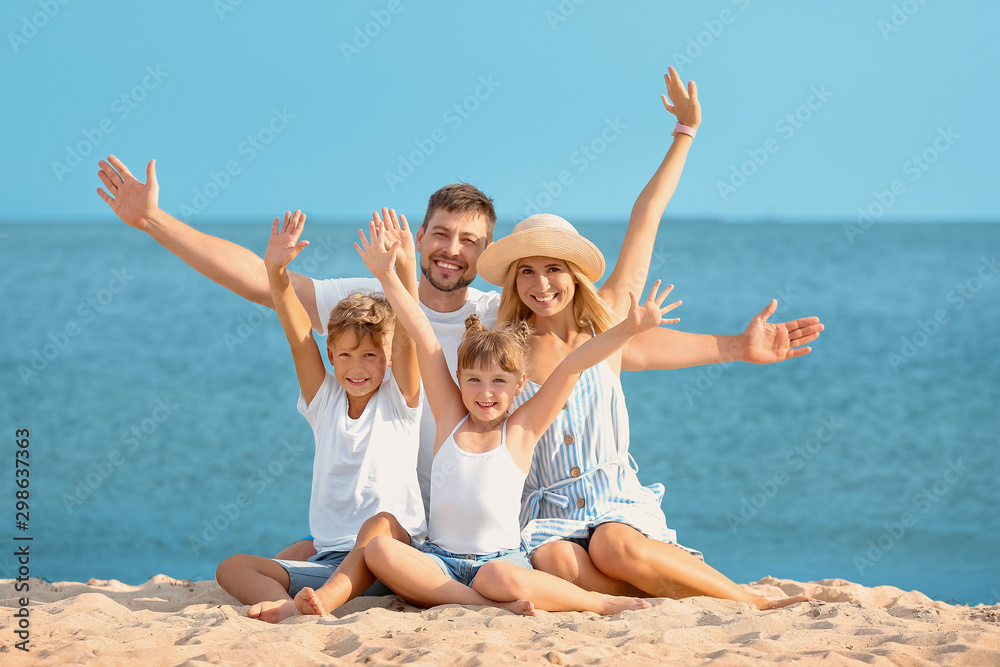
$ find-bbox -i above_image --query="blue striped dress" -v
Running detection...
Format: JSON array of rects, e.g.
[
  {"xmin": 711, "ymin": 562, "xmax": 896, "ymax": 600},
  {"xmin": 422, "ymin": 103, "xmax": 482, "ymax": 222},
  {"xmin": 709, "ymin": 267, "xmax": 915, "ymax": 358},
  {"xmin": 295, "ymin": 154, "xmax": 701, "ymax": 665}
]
[{"xmin": 513, "ymin": 361, "xmax": 702, "ymax": 559}]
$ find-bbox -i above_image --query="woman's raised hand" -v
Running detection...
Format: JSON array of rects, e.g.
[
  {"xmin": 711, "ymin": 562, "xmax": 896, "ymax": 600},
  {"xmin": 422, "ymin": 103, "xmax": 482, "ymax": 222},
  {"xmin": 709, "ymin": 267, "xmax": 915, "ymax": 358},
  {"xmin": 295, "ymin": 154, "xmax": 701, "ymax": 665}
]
[
  {"xmin": 661, "ymin": 66, "xmax": 700, "ymax": 129},
  {"xmin": 628, "ymin": 280, "xmax": 681, "ymax": 334},
  {"xmin": 264, "ymin": 209, "xmax": 309, "ymax": 270}
]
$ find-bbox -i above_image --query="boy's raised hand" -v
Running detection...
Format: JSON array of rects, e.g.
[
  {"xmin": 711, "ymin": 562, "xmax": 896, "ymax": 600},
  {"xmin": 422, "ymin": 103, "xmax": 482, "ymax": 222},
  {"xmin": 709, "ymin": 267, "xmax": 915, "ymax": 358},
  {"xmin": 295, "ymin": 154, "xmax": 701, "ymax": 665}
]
[
  {"xmin": 627, "ymin": 280, "xmax": 681, "ymax": 334},
  {"xmin": 355, "ymin": 218, "xmax": 398, "ymax": 279},
  {"xmin": 661, "ymin": 66, "xmax": 700, "ymax": 129},
  {"xmin": 372, "ymin": 207, "xmax": 416, "ymax": 269},
  {"xmin": 265, "ymin": 210, "xmax": 310, "ymax": 271}
]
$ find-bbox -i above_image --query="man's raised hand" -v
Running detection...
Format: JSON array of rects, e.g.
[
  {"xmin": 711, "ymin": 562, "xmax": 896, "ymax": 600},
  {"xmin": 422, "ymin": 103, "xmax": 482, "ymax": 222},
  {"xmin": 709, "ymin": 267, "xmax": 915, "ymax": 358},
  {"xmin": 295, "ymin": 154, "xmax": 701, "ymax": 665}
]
[
  {"xmin": 265, "ymin": 210, "xmax": 310, "ymax": 271},
  {"xmin": 96, "ymin": 155, "xmax": 159, "ymax": 230},
  {"xmin": 740, "ymin": 300, "xmax": 824, "ymax": 364}
]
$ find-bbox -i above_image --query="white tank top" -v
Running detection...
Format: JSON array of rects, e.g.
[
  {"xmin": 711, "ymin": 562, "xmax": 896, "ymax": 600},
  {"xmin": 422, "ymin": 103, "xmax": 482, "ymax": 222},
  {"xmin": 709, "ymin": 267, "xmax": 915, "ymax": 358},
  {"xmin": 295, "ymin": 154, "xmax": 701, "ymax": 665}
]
[{"xmin": 428, "ymin": 417, "xmax": 527, "ymax": 554}]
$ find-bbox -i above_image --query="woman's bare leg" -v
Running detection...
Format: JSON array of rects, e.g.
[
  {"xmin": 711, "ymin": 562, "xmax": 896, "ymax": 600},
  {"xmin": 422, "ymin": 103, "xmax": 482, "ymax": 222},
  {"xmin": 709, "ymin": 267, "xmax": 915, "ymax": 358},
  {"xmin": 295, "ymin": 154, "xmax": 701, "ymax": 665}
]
[
  {"xmin": 471, "ymin": 560, "xmax": 649, "ymax": 614},
  {"xmin": 293, "ymin": 512, "xmax": 408, "ymax": 616},
  {"xmin": 363, "ymin": 536, "xmax": 536, "ymax": 616},
  {"xmin": 531, "ymin": 540, "xmax": 647, "ymax": 597},
  {"xmin": 588, "ymin": 523, "xmax": 811, "ymax": 610}
]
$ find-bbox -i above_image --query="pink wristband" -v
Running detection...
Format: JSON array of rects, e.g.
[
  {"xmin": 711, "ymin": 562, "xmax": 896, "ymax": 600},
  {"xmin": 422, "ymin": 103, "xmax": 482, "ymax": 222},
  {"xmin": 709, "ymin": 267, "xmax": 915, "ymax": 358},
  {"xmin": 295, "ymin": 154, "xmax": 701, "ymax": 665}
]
[{"xmin": 672, "ymin": 123, "xmax": 697, "ymax": 139}]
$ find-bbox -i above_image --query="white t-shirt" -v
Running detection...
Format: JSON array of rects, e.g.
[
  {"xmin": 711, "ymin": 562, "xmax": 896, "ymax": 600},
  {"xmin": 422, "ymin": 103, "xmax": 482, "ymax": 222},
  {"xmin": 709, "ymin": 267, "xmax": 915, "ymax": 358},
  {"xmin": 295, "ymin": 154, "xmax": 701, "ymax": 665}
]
[
  {"xmin": 312, "ymin": 277, "xmax": 500, "ymax": 524},
  {"xmin": 299, "ymin": 367, "xmax": 426, "ymax": 552}
]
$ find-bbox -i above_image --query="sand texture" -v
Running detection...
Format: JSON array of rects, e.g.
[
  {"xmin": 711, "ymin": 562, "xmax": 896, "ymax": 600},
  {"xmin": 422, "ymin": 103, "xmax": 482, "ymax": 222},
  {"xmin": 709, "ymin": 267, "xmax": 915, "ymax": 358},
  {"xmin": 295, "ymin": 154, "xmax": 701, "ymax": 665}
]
[{"xmin": 2, "ymin": 575, "xmax": 999, "ymax": 665}]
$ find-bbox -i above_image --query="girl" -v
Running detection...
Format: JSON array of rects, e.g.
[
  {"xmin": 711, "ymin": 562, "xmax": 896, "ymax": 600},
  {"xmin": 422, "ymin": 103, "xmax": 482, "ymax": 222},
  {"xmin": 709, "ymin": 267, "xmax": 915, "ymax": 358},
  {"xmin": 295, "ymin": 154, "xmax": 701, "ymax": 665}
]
[{"xmin": 354, "ymin": 211, "xmax": 678, "ymax": 615}]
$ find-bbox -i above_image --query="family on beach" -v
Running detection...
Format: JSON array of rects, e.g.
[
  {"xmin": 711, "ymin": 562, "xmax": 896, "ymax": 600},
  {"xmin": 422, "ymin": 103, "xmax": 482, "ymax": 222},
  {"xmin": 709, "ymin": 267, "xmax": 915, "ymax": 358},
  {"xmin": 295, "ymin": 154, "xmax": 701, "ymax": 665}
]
[{"xmin": 95, "ymin": 69, "xmax": 822, "ymax": 621}]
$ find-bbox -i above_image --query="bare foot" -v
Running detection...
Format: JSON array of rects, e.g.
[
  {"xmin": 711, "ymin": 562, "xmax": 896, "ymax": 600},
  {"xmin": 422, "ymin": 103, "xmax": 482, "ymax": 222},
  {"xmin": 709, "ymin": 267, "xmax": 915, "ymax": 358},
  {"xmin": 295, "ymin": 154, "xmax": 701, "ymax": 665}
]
[
  {"xmin": 294, "ymin": 586, "xmax": 327, "ymax": 616},
  {"xmin": 759, "ymin": 595, "xmax": 814, "ymax": 610},
  {"xmin": 498, "ymin": 599, "xmax": 537, "ymax": 616},
  {"xmin": 597, "ymin": 594, "xmax": 652, "ymax": 615},
  {"xmin": 247, "ymin": 599, "xmax": 299, "ymax": 623}
]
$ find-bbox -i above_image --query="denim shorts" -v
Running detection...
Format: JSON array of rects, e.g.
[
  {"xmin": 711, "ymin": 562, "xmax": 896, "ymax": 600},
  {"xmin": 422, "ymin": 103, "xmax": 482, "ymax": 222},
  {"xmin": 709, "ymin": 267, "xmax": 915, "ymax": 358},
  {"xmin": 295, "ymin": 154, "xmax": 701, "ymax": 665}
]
[
  {"xmin": 273, "ymin": 549, "xmax": 393, "ymax": 598},
  {"xmin": 419, "ymin": 541, "xmax": 533, "ymax": 587}
]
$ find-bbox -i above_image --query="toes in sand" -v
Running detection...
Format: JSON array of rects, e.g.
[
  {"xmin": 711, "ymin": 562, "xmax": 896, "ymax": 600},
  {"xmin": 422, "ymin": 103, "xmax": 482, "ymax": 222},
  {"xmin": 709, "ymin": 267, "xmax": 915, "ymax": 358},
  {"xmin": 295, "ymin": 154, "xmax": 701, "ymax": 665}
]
[
  {"xmin": 294, "ymin": 587, "xmax": 328, "ymax": 616},
  {"xmin": 247, "ymin": 599, "xmax": 299, "ymax": 623}
]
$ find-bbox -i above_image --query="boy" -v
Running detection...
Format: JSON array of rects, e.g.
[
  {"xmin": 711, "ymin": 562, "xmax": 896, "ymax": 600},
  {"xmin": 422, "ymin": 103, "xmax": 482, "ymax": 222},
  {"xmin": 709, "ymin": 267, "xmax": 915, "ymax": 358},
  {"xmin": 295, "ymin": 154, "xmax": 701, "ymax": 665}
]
[{"xmin": 215, "ymin": 208, "xmax": 424, "ymax": 623}]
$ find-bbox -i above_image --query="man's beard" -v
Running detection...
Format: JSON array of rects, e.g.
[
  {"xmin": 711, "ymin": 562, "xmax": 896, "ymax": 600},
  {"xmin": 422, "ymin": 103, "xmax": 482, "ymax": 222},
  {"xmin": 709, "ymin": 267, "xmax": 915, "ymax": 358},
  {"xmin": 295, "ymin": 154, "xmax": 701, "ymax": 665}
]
[{"xmin": 421, "ymin": 259, "xmax": 474, "ymax": 292}]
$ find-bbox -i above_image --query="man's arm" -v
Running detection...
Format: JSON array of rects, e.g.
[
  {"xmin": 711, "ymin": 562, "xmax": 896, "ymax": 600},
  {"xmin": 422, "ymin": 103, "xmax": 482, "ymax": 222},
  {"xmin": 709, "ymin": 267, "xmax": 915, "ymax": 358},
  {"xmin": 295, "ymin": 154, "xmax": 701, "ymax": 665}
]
[
  {"xmin": 96, "ymin": 155, "xmax": 323, "ymax": 329},
  {"xmin": 621, "ymin": 300, "xmax": 824, "ymax": 371}
]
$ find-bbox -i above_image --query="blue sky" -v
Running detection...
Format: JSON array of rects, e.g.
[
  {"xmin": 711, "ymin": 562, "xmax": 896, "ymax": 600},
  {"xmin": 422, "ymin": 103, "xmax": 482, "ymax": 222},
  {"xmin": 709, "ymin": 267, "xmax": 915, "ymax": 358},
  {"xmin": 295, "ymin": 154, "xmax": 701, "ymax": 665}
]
[{"xmin": 2, "ymin": 1, "xmax": 997, "ymax": 224}]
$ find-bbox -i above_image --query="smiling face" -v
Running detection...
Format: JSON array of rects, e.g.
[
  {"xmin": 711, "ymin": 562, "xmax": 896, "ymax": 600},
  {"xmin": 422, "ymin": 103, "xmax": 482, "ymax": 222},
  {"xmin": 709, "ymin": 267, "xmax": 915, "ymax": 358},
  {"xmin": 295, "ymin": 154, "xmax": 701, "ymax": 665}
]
[
  {"xmin": 457, "ymin": 362, "xmax": 525, "ymax": 423},
  {"xmin": 514, "ymin": 256, "xmax": 578, "ymax": 318},
  {"xmin": 326, "ymin": 329, "xmax": 389, "ymax": 399},
  {"xmin": 415, "ymin": 209, "xmax": 489, "ymax": 293}
]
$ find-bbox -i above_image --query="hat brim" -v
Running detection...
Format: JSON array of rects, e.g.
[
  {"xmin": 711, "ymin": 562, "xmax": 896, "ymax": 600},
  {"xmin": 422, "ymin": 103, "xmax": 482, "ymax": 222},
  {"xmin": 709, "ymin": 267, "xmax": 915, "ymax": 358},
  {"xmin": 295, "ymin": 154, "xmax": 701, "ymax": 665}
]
[{"xmin": 477, "ymin": 228, "xmax": 605, "ymax": 286}]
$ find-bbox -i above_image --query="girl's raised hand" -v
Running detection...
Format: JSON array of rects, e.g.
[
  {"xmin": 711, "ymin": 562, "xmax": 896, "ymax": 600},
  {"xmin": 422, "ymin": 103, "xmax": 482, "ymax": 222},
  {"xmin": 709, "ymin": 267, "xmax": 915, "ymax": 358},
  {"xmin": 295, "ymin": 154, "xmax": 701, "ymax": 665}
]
[
  {"xmin": 355, "ymin": 217, "xmax": 398, "ymax": 278},
  {"xmin": 661, "ymin": 66, "xmax": 700, "ymax": 129},
  {"xmin": 628, "ymin": 280, "xmax": 681, "ymax": 334},
  {"xmin": 264, "ymin": 209, "xmax": 309, "ymax": 270},
  {"xmin": 372, "ymin": 207, "xmax": 415, "ymax": 268}
]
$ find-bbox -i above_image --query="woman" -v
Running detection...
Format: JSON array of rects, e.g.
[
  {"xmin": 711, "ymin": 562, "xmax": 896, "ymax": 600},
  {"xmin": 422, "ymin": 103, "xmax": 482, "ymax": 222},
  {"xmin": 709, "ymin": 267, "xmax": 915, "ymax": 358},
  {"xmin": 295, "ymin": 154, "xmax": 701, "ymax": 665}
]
[{"xmin": 475, "ymin": 68, "xmax": 819, "ymax": 609}]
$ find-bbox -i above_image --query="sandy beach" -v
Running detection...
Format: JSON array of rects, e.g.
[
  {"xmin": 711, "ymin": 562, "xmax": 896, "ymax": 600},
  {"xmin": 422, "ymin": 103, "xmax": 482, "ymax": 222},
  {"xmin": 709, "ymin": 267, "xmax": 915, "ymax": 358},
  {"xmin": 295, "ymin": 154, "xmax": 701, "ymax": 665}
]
[{"xmin": 3, "ymin": 575, "xmax": 998, "ymax": 665}]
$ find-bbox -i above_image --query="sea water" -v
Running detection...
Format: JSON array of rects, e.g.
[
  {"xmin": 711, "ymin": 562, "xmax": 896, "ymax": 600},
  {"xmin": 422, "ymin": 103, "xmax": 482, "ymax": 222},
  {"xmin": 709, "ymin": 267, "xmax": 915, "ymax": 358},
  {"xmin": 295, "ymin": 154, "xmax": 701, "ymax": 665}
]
[{"xmin": 1, "ymin": 220, "xmax": 997, "ymax": 605}]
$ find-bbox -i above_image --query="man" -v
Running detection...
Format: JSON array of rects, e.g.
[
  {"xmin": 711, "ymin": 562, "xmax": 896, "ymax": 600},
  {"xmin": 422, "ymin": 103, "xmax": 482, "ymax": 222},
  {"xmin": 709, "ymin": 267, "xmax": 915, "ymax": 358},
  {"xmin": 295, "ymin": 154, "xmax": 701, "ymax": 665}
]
[{"xmin": 96, "ymin": 155, "xmax": 823, "ymax": 563}]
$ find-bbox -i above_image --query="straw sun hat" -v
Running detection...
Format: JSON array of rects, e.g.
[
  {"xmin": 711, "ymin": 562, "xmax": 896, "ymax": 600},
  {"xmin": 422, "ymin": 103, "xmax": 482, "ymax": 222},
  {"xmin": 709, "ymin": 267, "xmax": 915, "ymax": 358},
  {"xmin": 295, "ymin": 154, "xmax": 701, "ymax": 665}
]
[{"xmin": 476, "ymin": 214, "xmax": 605, "ymax": 286}]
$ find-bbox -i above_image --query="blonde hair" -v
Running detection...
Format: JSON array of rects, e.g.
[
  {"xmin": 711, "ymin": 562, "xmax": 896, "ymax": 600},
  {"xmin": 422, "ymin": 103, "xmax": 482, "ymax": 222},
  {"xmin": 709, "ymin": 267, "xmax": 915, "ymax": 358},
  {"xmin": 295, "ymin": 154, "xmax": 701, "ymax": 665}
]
[
  {"xmin": 326, "ymin": 292, "xmax": 394, "ymax": 348},
  {"xmin": 457, "ymin": 315, "xmax": 532, "ymax": 375},
  {"xmin": 495, "ymin": 259, "xmax": 617, "ymax": 334}
]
